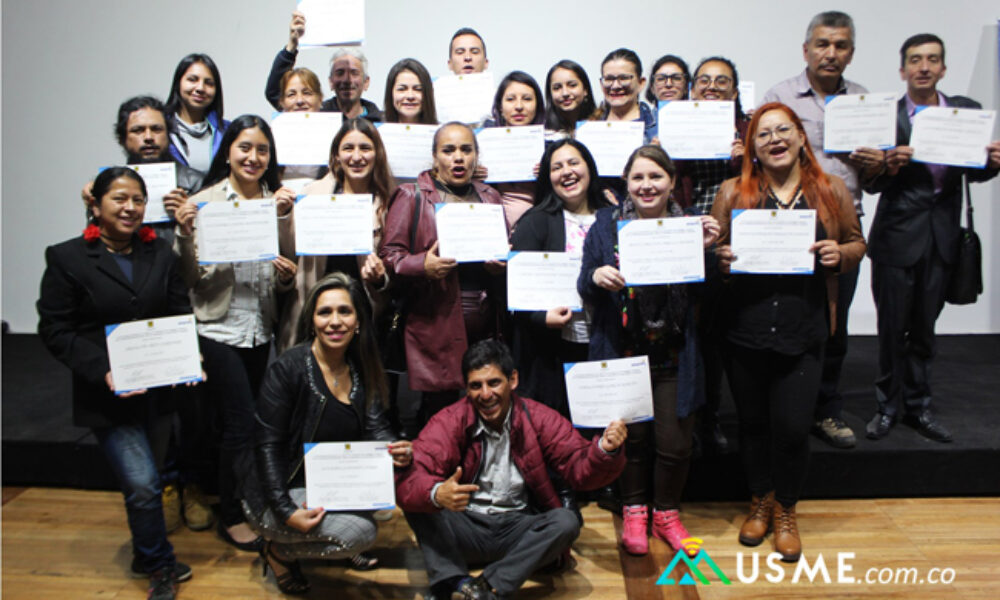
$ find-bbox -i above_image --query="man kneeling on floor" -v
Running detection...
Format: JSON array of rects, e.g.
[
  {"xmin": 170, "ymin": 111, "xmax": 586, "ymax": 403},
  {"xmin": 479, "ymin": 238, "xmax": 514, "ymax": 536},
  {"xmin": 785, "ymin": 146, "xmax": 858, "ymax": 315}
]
[{"xmin": 396, "ymin": 339, "xmax": 627, "ymax": 600}]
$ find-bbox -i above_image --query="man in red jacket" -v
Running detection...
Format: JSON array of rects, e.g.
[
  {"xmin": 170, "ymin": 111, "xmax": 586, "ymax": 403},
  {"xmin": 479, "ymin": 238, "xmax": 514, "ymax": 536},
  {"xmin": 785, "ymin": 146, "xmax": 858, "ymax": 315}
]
[{"xmin": 396, "ymin": 340, "xmax": 627, "ymax": 600}]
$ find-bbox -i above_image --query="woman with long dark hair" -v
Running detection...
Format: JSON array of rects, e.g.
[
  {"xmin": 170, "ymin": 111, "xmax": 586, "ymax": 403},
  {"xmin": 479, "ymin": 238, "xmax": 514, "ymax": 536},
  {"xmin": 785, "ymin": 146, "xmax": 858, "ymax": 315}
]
[
  {"xmin": 544, "ymin": 59, "xmax": 600, "ymax": 139},
  {"xmin": 165, "ymin": 53, "xmax": 228, "ymax": 174},
  {"xmin": 382, "ymin": 58, "xmax": 438, "ymax": 125}
]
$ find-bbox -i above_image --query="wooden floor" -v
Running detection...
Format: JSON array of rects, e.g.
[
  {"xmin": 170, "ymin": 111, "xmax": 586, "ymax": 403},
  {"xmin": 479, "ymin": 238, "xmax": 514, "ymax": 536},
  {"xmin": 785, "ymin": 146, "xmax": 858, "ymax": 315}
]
[{"xmin": 2, "ymin": 487, "xmax": 998, "ymax": 599}]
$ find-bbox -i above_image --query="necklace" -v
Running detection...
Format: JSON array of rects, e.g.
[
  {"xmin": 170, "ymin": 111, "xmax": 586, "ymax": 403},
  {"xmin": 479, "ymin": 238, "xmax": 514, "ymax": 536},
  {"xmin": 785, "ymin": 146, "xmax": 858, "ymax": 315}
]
[{"xmin": 100, "ymin": 234, "xmax": 133, "ymax": 254}]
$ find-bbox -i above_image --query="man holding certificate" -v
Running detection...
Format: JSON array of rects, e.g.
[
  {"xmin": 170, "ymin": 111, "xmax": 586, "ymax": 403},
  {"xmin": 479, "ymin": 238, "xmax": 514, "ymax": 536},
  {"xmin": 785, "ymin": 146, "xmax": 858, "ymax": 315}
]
[
  {"xmin": 864, "ymin": 34, "xmax": 1000, "ymax": 443},
  {"xmin": 396, "ymin": 340, "xmax": 626, "ymax": 600}
]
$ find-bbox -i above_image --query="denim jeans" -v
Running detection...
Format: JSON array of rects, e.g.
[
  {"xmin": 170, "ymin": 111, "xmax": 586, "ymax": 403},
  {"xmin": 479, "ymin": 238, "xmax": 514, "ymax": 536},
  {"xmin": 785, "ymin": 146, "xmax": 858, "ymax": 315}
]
[{"xmin": 94, "ymin": 414, "xmax": 175, "ymax": 574}]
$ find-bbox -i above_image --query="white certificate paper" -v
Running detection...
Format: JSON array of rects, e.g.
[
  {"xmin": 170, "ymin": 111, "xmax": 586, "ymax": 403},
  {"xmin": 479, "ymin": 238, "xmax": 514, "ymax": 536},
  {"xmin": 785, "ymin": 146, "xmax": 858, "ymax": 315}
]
[
  {"xmin": 434, "ymin": 71, "xmax": 495, "ymax": 124},
  {"xmin": 730, "ymin": 209, "xmax": 816, "ymax": 275},
  {"xmin": 105, "ymin": 315, "xmax": 202, "ymax": 395},
  {"xmin": 476, "ymin": 125, "xmax": 544, "ymax": 183},
  {"xmin": 506, "ymin": 251, "xmax": 582, "ymax": 312},
  {"xmin": 376, "ymin": 123, "xmax": 437, "ymax": 178},
  {"xmin": 304, "ymin": 441, "xmax": 395, "ymax": 511},
  {"xmin": 294, "ymin": 194, "xmax": 373, "ymax": 255},
  {"xmin": 617, "ymin": 217, "xmax": 705, "ymax": 285},
  {"xmin": 910, "ymin": 106, "xmax": 997, "ymax": 169},
  {"xmin": 739, "ymin": 81, "xmax": 756, "ymax": 111},
  {"xmin": 657, "ymin": 100, "xmax": 735, "ymax": 160},
  {"xmin": 296, "ymin": 0, "xmax": 365, "ymax": 47},
  {"xmin": 823, "ymin": 93, "xmax": 897, "ymax": 153},
  {"xmin": 272, "ymin": 111, "xmax": 344, "ymax": 166},
  {"xmin": 434, "ymin": 203, "xmax": 509, "ymax": 262},
  {"xmin": 564, "ymin": 356, "xmax": 654, "ymax": 428},
  {"xmin": 195, "ymin": 199, "xmax": 279, "ymax": 264},
  {"xmin": 574, "ymin": 121, "xmax": 645, "ymax": 176},
  {"xmin": 131, "ymin": 163, "xmax": 177, "ymax": 224}
]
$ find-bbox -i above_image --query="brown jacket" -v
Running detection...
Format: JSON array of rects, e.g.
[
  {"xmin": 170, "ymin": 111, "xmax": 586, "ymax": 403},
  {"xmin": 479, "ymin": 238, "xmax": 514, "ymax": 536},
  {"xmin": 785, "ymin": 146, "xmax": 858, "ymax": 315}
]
[{"xmin": 710, "ymin": 175, "xmax": 866, "ymax": 334}]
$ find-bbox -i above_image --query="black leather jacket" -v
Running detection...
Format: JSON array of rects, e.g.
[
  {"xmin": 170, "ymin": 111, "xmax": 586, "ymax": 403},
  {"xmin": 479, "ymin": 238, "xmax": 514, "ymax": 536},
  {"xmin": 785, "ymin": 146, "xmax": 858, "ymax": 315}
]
[{"xmin": 244, "ymin": 343, "xmax": 394, "ymax": 522}]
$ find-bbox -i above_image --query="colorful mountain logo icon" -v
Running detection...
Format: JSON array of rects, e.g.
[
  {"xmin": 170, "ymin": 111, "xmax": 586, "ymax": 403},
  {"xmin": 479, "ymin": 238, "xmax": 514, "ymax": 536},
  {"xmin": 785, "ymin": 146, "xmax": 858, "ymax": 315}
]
[{"xmin": 656, "ymin": 539, "xmax": 732, "ymax": 586}]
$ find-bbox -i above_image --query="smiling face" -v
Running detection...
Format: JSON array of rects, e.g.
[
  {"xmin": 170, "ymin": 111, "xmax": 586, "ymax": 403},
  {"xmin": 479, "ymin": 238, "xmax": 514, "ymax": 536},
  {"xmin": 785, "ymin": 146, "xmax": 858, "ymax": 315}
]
[
  {"xmin": 626, "ymin": 156, "xmax": 674, "ymax": 219},
  {"xmin": 334, "ymin": 130, "xmax": 376, "ymax": 186},
  {"xmin": 549, "ymin": 144, "xmax": 591, "ymax": 212},
  {"xmin": 601, "ymin": 58, "xmax": 642, "ymax": 110},
  {"xmin": 900, "ymin": 42, "xmax": 946, "ymax": 97},
  {"xmin": 92, "ymin": 176, "xmax": 146, "ymax": 240},
  {"xmin": 179, "ymin": 61, "xmax": 216, "ymax": 118},
  {"xmin": 329, "ymin": 55, "xmax": 369, "ymax": 107},
  {"xmin": 549, "ymin": 67, "xmax": 587, "ymax": 115},
  {"xmin": 392, "ymin": 69, "xmax": 424, "ymax": 123},
  {"xmin": 803, "ymin": 25, "xmax": 855, "ymax": 89},
  {"xmin": 312, "ymin": 288, "xmax": 358, "ymax": 353},
  {"xmin": 433, "ymin": 125, "xmax": 477, "ymax": 186},
  {"xmin": 752, "ymin": 109, "xmax": 806, "ymax": 174},
  {"xmin": 691, "ymin": 60, "xmax": 736, "ymax": 101},
  {"xmin": 500, "ymin": 81, "xmax": 537, "ymax": 126},
  {"xmin": 281, "ymin": 74, "xmax": 322, "ymax": 112},
  {"xmin": 227, "ymin": 127, "xmax": 270, "ymax": 188},
  {"xmin": 448, "ymin": 33, "xmax": 488, "ymax": 74},
  {"xmin": 124, "ymin": 107, "xmax": 169, "ymax": 162},
  {"xmin": 652, "ymin": 62, "xmax": 688, "ymax": 101},
  {"xmin": 466, "ymin": 363, "xmax": 518, "ymax": 430}
]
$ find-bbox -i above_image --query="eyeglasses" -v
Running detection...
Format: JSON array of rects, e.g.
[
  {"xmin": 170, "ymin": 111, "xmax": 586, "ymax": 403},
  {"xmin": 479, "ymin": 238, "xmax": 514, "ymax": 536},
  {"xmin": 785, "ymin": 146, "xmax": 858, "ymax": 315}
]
[
  {"xmin": 693, "ymin": 74, "xmax": 733, "ymax": 90},
  {"xmin": 755, "ymin": 124, "xmax": 796, "ymax": 144},
  {"xmin": 600, "ymin": 74, "xmax": 635, "ymax": 86},
  {"xmin": 653, "ymin": 74, "xmax": 686, "ymax": 86}
]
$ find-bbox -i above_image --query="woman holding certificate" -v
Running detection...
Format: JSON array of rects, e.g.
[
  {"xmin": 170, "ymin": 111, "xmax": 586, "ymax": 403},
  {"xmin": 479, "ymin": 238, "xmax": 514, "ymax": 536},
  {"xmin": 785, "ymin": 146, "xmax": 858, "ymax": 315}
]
[
  {"xmin": 380, "ymin": 122, "xmax": 506, "ymax": 421},
  {"xmin": 598, "ymin": 48, "xmax": 656, "ymax": 143},
  {"xmin": 275, "ymin": 66, "xmax": 328, "ymax": 187},
  {"xmin": 544, "ymin": 60, "xmax": 601, "ymax": 140},
  {"xmin": 173, "ymin": 114, "xmax": 298, "ymax": 552},
  {"xmin": 37, "ymin": 167, "xmax": 197, "ymax": 598},
  {"xmin": 710, "ymin": 102, "xmax": 865, "ymax": 562},
  {"xmin": 578, "ymin": 145, "xmax": 719, "ymax": 557},
  {"xmin": 165, "ymin": 53, "xmax": 229, "ymax": 174},
  {"xmin": 240, "ymin": 273, "xmax": 411, "ymax": 594}
]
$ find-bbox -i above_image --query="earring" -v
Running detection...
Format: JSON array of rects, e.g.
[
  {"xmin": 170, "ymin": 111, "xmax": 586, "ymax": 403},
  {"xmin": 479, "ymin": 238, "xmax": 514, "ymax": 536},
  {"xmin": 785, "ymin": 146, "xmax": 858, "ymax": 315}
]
[{"xmin": 354, "ymin": 328, "xmax": 360, "ymax": 335}]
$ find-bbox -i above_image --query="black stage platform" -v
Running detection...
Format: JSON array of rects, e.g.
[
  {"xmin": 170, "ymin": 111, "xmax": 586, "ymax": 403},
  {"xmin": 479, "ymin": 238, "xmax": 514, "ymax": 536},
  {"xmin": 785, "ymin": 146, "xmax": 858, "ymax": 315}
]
[{"xmin": 4, "ymin": 333, "xmax": 999, "ymax": 498}]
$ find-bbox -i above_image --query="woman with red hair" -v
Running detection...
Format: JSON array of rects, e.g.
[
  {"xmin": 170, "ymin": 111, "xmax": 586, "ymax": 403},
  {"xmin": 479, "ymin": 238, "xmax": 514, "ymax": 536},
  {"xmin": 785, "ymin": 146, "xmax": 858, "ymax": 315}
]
[{"xmin": 710, "ymin": 102, "xmax": 865, "ymax": 562}]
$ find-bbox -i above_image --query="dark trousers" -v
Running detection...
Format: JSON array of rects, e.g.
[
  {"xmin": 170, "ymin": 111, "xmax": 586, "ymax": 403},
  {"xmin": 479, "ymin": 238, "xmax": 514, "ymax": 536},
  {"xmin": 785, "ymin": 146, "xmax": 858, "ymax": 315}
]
[
  {"xmin": 872, "ymin": 244, "xmax": 950, "ymax": 417},
  {"xmin": 406, "ymin": 508, "xmax": 580, "ymax": 596},
  {"xmin": 816, "ymin": 261, "xmax": 860, "ymax": 419},
  {"xmin": 724, "ymin": 342, "xmax": 822, "ymax": 507},
  {"xmin": 619, "ymin": 371, "xmax": 695, "ymax": 510}
]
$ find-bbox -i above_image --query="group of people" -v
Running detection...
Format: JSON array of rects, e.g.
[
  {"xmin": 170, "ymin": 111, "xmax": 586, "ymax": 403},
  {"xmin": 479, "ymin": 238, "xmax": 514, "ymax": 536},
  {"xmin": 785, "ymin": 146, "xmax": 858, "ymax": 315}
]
[{"xmin": 37, "ymin": 8, "xmax": 1000, "ymax": 600}]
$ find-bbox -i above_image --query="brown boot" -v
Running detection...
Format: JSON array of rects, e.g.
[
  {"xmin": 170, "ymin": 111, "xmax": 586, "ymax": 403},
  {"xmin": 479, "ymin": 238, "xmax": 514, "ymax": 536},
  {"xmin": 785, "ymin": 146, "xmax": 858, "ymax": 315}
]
[
  {"xmin": 738, "ymin": 492, "xmax": 773, "ymax": 546},
  {"xmin": 772, "ymin": 502, "xmax": 801, "ymax": 562}
]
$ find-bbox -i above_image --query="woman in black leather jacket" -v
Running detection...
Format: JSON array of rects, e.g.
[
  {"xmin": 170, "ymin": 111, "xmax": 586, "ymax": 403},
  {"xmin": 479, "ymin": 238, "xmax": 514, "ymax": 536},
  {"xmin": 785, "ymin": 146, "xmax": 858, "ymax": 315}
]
[{"xmin": 240, "ymin": 272, "xmax": 412, "ymax": 594}]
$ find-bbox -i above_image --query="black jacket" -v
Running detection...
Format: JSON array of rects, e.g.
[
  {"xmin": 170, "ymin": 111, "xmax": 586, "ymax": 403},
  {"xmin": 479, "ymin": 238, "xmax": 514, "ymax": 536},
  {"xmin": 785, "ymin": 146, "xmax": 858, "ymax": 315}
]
[
  {"xmin": 244, "ymin": 344, "xmax": 394, "ymax": 522},
  {"xmin": 36, "ymin": 235, "xmax": 191, "ymax": 428}
]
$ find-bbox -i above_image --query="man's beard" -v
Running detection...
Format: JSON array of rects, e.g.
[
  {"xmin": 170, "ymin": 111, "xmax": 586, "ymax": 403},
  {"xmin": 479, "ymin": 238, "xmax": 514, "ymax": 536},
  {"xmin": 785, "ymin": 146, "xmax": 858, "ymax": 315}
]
[{"xmin": 126, "ymin": 149, "xmax": 172, "ymax": 164}]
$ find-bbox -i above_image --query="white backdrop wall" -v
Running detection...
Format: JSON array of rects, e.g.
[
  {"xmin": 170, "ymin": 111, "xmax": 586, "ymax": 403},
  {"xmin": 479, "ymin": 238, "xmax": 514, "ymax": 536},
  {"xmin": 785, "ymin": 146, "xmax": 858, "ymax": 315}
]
[{"xmin": 2, "ymin": 0, "xmax": 998, "ymax": 333}]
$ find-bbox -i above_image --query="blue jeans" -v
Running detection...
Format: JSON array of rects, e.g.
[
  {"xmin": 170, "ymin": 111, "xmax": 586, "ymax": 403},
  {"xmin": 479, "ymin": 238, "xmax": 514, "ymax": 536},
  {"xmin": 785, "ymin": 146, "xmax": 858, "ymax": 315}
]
[{"xmin": 94, "ymin": 414, "xmax": 175, "ymax": 574}]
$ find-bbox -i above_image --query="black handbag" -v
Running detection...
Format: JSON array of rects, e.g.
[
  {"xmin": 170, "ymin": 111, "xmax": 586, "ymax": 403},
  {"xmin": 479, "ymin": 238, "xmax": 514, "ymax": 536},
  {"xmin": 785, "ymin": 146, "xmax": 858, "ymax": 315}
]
[
  {"xmin": 378, "ymin": 187, "xmax": 422, "ymax": 373},
  {"xmin": 945, "ymin": 175, "xmax": 982, "ymax": 305}
]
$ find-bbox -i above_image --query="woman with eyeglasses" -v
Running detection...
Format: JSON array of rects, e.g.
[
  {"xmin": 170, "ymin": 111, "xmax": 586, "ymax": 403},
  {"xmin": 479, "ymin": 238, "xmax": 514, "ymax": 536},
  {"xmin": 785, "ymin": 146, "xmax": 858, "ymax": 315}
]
[
  {"xmin": 645, "ymin": 55, "xmax": 691, "ymax": 104},
  {"xmin": 598, "ymin": 48, "xmax": 656, "ymax": 144},
  {"xmin": 711, "ymin": 102, "xmax": 865, "ymax": 563},
  {"xmin": 544, "ymin": 60, "xmax": 601, "ymax": 141}
]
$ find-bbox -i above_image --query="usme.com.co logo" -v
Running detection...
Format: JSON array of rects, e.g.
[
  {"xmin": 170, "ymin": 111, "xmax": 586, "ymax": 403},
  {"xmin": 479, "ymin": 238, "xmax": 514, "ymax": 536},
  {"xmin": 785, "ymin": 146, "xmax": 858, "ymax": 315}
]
[{"xmin": 656, "ymin": 538, "xmax": 732, "ymax": 586}]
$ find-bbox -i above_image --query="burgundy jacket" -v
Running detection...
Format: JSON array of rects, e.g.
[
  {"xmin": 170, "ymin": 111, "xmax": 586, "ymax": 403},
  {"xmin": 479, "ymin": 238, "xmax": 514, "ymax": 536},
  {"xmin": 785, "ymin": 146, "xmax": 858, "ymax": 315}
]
[
  {"xmin": 379, "ymin": 171, "xmax": 505, "ymax": 391},
  {"xmin": 395, "ymin": 394, "xmax": 625, "ymax": 513}
]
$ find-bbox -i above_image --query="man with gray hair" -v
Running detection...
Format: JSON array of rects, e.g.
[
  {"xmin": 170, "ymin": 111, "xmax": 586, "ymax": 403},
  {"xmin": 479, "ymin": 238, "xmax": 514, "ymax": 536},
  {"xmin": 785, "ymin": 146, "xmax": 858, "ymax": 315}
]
[
  {"xmin": 264, "ymin": 10, "xmax": 383, "ymax": 121},
  {"xmin": 762, "ymin": 11, "xmax": 883, "ymax": 450}
]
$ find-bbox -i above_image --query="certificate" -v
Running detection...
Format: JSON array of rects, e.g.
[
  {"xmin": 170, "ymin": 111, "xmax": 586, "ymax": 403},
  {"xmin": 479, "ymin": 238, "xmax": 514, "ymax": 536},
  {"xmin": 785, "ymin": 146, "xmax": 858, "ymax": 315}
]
[
  {"xmin": 617, "ymin": 217, "xmax": 705, "ymax": 285},
  {"xmin": 195, "ymin": 199, "xmax": 279, "ymax": 264},
  {"xmin": 574, "ymin": 121, "xmax": 644, "ymax": 176},
  {"xmin": 730, "ymin": 209, "xmax": 816, "ymax": 275},
  {"xmin": 304, "ymin": 441, "xmax": 395, "ymax": 511},
  {"xmin": 376, "ymin": 123, "xmax": 437, "ymax": 178},
  {"xmin": 823, "ymin": 93, "xmax": 897, "ymax": 153},
  {"xmin": 434, "ymin": 71, "xmax": 495, "ymax": 124},
  {"xmin": 739, "ymin": 81, "xmax": 756, "ymax": 111},
  {"xmin": 476, "ymin": 125, "xmax": 544, "ymax": 183},
  {"xmin": 105, "ymin": 314, "xmax": 202, "ymax": 395},
  {"xmin": 506, "ymin": 251, "xmax": 582, "ymax": 311},
  {"xmin": 564, "ymin": 356, "xmax": 654, "ymax": 428},
  {"xmin": 657, "ymin": 100, "xmax": 735, "ymax": 159},
  {"xmin": 296, "ymin": 0, "xmax": 365, "ymax": 47},
  {"xmin": 131, "ymin": 163, "xmax": 177, "ymax": 224},
  {"xmin": 910, "ymin": 106, "xmax": 997, "ymax": 169},
  {"xmin": 294, "ymin": 194, "xmax": 373, "ymax": 255},
  {"xmin": 272, "ymin": 111, "xmax": 343, "ymax": 166},
  {"xmin": 434, "ymin": 203, "xmax": 509, "ymax": 262}
]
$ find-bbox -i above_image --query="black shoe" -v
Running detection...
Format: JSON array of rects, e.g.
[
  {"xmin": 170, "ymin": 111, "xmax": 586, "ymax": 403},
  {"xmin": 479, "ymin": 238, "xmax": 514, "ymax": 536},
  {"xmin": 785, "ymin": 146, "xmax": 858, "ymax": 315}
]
[
  {"xmin": 131, "ymin": 560, "xmax": 192, "ymax": 583},
  {"xmin": 904, "ymin": 410, "xmax": 953, "ymax": 443},
  {"xmin": 593, "ymin": 485, "xmax": 620, "ymax": 514},
  {"xmin": 260, "ymin": 541, "xmax": 310, "ymax": 595},
  {"xmin": 865, "ymin": 413, "xmax": 894, "ymax": 440},
  {"xmin": 217, "ymin": 521, "xmax": 264, "ymax": 553},
  {"xmin": 147, "ymin": 566, "xmax": 177, "ymax": 600},
  {"xmin": 559, "ymin": 490, "xmax": 583, "ymax": 527},
  {"xmin": 452, "ymin": 574, "xmax": 500, "ymax": 600}
]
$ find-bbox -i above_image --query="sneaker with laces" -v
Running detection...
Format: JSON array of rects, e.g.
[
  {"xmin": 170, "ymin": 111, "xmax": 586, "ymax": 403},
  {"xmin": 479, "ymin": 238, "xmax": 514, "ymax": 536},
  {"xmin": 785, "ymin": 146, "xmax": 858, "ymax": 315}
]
[
  {"xmin": 813, "ymin": 417, "xmax": 856, "ymax": 449},
  {"xmin": 620, "ymin": 504, "xmax": 649, "ymax": 555},
  {"xmin": 652, "ymin": 509, "xmax": 693, "ymax": 554},
  {"xmin": 161, "ymin": 484, "xmax": 181, "ymax": 534},
  {"xmin": 131, "ymin": 560, "xmax": 192, "ymax": 583},
  {"xmin": 147, "ymin": 566, "xmax": 177, "ymax": 600},
  {"xmin": 182, "ymin": 483, "xmax": 214, "ymax": 531}
]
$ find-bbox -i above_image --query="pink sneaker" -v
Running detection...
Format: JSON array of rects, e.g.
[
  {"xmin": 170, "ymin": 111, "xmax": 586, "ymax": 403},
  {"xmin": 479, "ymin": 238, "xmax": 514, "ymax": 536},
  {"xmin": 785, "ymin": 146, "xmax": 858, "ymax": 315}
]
[
  {"xmin": 652, "ymin": 509, "xmax": 693, "ymax": 555},
  {"xmin": 621, "ymin": 505, "xmax": 649, "ymax": 555}
]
